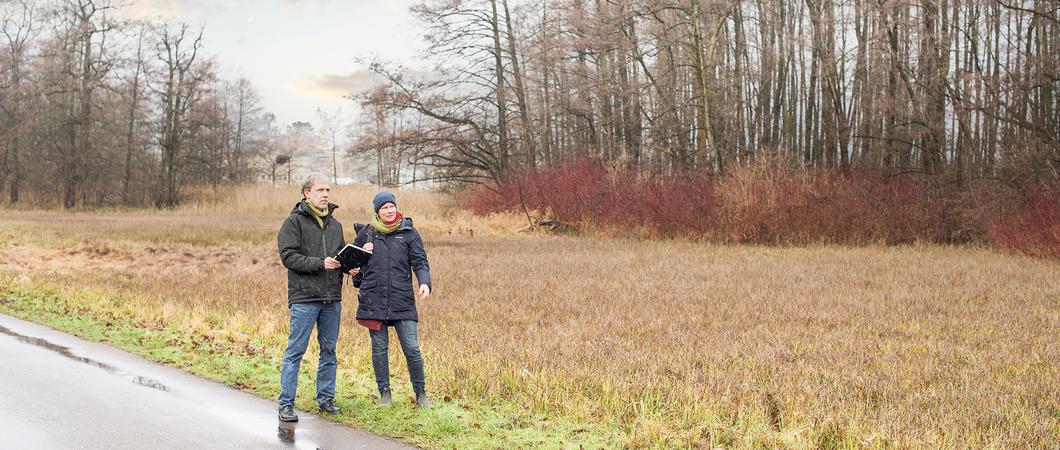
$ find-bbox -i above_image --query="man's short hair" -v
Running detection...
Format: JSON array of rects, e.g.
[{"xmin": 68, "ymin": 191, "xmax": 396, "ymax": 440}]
[{"xmin": 301, "ymin": 174, "xmax": 331, "ymax": 196}]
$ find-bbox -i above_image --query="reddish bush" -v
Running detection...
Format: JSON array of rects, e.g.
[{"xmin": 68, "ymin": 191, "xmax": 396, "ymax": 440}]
[
  {"xmin": 711, "ymin": 160, "xmax": 942, "ymax": 245},
  {"xmin": 461, "ymin": 158, "xmax": 1058, "ymax": 257},
  {"xmin": 460, "ymin": 158, "xmax": 718, "ymax": 238},
  {"xmin": 988, "ymin": 187, "xmax": 1060, "ymax": 258}
]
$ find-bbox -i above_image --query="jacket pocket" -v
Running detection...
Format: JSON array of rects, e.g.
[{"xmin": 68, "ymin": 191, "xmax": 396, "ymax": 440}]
[
  {"xmin": 358, "ymin": 279, "xmax": 377, "ymax": 303},
  {"xmin": 302, "ymin": 271, "xmax": 326, "ymax": 297},
  {"xmin": 390, "ymin": 280, "xmax": 414, "ymax": 292},
  {"xmin": 358, "ymin": 290, "xmax": 373, "ymax": 305}
]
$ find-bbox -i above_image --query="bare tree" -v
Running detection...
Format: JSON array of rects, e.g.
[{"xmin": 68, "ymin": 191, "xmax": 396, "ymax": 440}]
[
  {"xmin": 317, "ymin": 106, "xmax": 344, "ymax": 182},
  {"xmin": 46, "ymin": 0, "xmax": 118, "ymax": 208},
  {"xmin": 153, "ymin": 22, "xmax": 206, "ymax": 207},
  {"xmin": 224, "ymin": 77, "xmax": 262, "ymax": 182},
  {"xmin": 0, "ymin": 0, "xmax": 39, "ymax": 203},
  {"xmin": 120, "ymin": 21, "xmax": 147, "ymax": 205},
  {"xmin": 283, "ymin": 120, "xmax": 315, "ymax": 183}
]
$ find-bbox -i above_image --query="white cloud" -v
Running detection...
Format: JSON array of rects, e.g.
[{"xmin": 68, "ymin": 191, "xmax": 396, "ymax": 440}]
[
  {"xmin": 294, "ymin": 70, "xmax": 387, "ymax": 97},
  {"xmin": 115, "ymin": 0, "xmax": 205, "ymax": 20},
  {"xmin": 294, "ymin": 68, "xmax": 442, "ymax": 99}
]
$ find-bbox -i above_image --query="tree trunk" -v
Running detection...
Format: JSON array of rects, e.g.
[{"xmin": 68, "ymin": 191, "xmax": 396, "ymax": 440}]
[
  {"xmin": 490, "ymin": 0, "xmax": 510, "ymax": 173},
  {"xmin": 122, "ymin": 30, "xmax": 144, "ymax": 206},
  {"xmin": 502, "ymin": 0, "xmax": 537, "ymax": 169},
  {"xmin": 690, "ymin": 0, "xmax": 722, "ymax": 174}
]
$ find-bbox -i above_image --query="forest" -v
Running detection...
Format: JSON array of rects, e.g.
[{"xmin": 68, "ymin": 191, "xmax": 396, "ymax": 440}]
[
  {"xmin": 358, "ymin": 0, "xmax": 1057, "ymax": 253},
  {"xmin": 1, "ymin": 0, "xmax": 1056, "ymax": 252}
]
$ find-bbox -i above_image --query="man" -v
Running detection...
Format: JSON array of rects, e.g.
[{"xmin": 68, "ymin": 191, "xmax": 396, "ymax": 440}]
[{"xmin": 276, "ymin": 174, "xmax": 353, "ymax": 422}]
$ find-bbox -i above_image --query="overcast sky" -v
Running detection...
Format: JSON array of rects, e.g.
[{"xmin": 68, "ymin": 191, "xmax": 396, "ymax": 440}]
[{"xmin": 120, "ymin": 0, "xmax": 425, "ymax": 128}]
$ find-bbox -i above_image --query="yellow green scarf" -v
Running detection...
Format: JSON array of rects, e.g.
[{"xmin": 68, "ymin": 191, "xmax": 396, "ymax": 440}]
[
  {"xmin": 372, "ymin": 212, "xmax": 404, "ymax": 234},
  {"xmin": 305, "ymin": 200, "xmax": 329, "ymax": 229}
]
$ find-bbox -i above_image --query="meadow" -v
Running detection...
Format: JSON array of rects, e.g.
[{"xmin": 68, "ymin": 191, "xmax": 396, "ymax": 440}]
[{"xmin": 0, "ymin": 184, "xmax": 1057, "ymax": 449}]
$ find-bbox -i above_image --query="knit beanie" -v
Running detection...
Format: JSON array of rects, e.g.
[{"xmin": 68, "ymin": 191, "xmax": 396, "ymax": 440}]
[{"xmin": 372, "ymin": 189, "xmax": 397, "ymax": 213}]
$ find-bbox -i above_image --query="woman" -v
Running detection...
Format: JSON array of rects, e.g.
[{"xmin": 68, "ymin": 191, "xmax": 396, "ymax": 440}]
[{"xmin": 354, "ymin": 189, "xmax": 433, "ymax": 408}]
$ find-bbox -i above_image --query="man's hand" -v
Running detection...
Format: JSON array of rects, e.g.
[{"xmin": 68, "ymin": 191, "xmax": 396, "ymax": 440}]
[
  {"xmin": 418, "ymin": 284, "xmax": 431, "ymax": 299},
  {"xmin": 324, "ymin": 257, "xmax": 342, "ymax": 270},
  {"xmin": 363, "ymin": 242, "xmax": 374, "ymax": 252}
]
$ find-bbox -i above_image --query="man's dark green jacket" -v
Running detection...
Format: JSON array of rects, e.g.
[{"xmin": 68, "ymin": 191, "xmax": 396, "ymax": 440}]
[{"xmin": 278, "ymin": 201, "xmax": 346, "ymax": 305}]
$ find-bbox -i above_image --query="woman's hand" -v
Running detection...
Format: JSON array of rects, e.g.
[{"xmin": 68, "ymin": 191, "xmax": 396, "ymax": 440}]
[
  {"xmin": 418, "ymin": 284, "xmax": 431, "ymax": 299},
  {"xmin": 363, "ymin": 242, "xmax": 374, "ymax": 252}
]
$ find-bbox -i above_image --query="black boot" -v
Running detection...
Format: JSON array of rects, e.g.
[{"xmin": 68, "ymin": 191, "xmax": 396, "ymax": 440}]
[
  {"xmin": 318, "ymin": 399, "xmax": 341, "ymax": 414},
  {"xmin": 378, "ymin": 388, "xmax": 392, "ymax": 406},
  {"xmin": 415, "ymin": 391, "xmax": 433, "ymax": 409},
  {"xmin": 278, "ymin": 404, "xmax": 298, "ymax": 422}
]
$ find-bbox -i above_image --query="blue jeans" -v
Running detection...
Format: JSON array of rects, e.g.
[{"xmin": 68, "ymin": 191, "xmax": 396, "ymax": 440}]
[
  {"xmin": 278, "ymin": 301, "xmax": 341, "ymax": 406},
  {"xmin": 370, "ymin": 320, "xmax": 425, "ymax": 393}
]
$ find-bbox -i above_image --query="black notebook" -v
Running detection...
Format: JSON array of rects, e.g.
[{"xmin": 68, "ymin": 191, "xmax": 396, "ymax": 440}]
[{"xmin": 335, "ymin": 243, "xmax": 372, "ymax": 270}]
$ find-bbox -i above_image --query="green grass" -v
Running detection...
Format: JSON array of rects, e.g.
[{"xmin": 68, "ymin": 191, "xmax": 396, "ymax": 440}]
[{"xmin": 0, "ymin": 280, "xmax": 614, "ymax": 449}]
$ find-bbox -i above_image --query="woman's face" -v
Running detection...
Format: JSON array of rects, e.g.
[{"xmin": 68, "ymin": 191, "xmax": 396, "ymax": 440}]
[{"xmin": 379, "ymin": 202, "xmax": 398, "ymax": 222}]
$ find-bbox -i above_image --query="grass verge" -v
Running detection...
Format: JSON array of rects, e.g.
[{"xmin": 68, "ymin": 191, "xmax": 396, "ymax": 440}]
[{"xmin": 0, "ymin": 280, "xmax": 613, "ymax": 449}]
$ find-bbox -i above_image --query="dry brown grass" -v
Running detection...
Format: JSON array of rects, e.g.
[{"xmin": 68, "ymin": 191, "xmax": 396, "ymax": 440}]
[
  {"xmin": 181, "ymin": 183, "xmax": 456, "ymax": 216},
  {"xmin": 0, "ymin": 185, "xmax": 1057, "ymax": 448},
  {"xmin": 180, "ymin": 183, "xmax": 527, "ymax": 237}
]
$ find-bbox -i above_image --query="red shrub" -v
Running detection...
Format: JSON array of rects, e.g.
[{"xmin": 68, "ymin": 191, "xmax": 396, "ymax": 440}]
[
  {"xmin": 460, "ymin": 158, "xmax": 1013, "ymax": 250},
  {"xmin": 460, "ymin": 158, "xmax": 718, "ymax": 238},
  {"xmin": 714, "ymin": 160, "xmax": 941, "ymax": 245},
  {"xmin": 988, "ymin": 187, "xmax": 1060, "ymax": 258}
]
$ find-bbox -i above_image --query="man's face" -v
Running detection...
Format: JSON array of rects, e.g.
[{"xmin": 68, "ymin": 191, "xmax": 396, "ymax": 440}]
[
  {"xmin": 304, "ymin": 182, "xmax": 331, "ymax": 210},
  {"xmin": 379, "ymin": 202, "xmax": 397, "ymax": 222}
]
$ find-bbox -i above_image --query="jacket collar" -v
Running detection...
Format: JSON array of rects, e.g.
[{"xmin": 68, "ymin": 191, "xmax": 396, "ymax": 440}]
[
  {"xmin": 375, "ymin": 217, "xmax": 415, "ymax": 235},
  {"xmin": 292, "ymin": 201, "xmax": 339, "ymax": 217}
]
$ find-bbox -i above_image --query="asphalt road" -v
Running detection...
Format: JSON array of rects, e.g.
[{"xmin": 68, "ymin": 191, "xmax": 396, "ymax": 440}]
[{"xmin": 0, "ymin": 313, "xmax": 415, "ymax": 450}]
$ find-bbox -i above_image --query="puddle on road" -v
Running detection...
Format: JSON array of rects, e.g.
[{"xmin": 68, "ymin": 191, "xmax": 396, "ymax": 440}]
[
  {"xmin": 278, "ymin": 421, "xmax": 325, "ymax": 450},
  {"xmin": 0, "ymin": 324, "xmax": 170, "ymax": 391},
  {"xmin": 1, "ymin": 321, "xmax": 341, "ymax": 449}
]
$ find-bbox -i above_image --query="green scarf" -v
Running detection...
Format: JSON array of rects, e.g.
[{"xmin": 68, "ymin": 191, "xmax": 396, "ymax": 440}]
[
  {"xmin": 372, "ymin": 212, "xmax": 404, "ymax": 234},
  {"xmin": 305, "ymin": 200, "xmax": 330, "ymax": 229}
]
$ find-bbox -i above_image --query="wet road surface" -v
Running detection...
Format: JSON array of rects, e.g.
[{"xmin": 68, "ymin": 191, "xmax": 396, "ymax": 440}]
[{"xmin": 0, "ymin": 313, "xmax": 416, "ymax": 450}]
